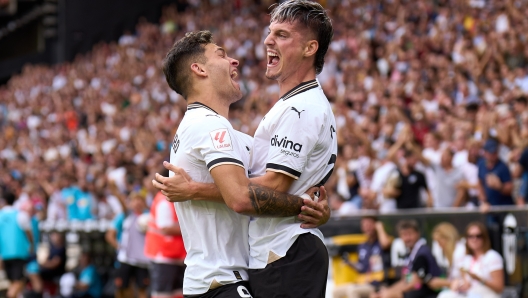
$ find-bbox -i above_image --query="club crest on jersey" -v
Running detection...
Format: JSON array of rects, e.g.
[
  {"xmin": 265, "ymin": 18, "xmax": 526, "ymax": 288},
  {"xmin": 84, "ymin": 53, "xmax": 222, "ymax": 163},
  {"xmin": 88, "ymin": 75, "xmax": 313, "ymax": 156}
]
[
  {"xmin": 209, "ymin": 128, "xmax": 233, "ymax": 151},
  {"xmin": 270, "ymin": 135, "xmax": 302, "ymax": 152}
]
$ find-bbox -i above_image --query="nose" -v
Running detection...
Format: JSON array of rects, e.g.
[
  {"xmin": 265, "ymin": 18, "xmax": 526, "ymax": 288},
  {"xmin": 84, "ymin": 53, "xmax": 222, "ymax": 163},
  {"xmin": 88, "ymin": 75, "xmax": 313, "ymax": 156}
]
[
  {"xmin": 264, "ymin": 33, "xmax": 274, "ymax": 47},
  {"xmin": 230, "ymin": 57, "xmax": 239, "ymax": 67}
]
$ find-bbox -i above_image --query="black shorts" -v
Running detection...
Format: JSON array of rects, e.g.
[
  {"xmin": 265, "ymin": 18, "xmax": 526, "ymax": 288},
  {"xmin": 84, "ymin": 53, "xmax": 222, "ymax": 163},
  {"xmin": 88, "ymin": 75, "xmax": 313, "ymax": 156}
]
[
  {"xmin": 248, "ymin": 233, "xmax": 328, "ymax": 298},
  {"xmin": 149, "ymin": 262, "xmax": 185, "ymax": 294},
  {"xmin": 3, "ymin": 259, "xmax": 27, "ymax": 281},
  {"xmin": 115, "ymin": 262, "xmax": 150, "ymax": 289},
  {"xmin": 184, "ymin": 282, "xmax": 252, "ymax": 298}
]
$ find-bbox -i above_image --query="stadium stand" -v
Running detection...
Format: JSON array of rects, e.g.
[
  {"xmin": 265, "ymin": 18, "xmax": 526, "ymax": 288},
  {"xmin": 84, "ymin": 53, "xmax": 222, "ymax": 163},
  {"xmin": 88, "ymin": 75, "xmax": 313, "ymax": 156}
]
[{"xmin": 2, "ymin": 0, "xmax": 528, "ymax": 297}]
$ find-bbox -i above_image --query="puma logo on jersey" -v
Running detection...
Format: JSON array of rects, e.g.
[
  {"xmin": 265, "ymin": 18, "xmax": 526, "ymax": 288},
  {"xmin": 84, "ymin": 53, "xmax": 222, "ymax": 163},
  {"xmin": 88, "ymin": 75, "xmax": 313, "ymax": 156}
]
[
  {"xmin": 271, "ymin": 135, "xmax": 302, "ymax": 152},
  {"xmin": 290, "ymin": 107, "xmax": 305, "ymax": 118}
]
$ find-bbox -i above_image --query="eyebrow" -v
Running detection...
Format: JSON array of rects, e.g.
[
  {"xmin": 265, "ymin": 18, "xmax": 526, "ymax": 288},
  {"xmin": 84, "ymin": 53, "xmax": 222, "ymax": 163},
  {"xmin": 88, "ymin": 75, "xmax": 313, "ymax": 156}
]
[{"xmin": 216, "ymin": 47, "xmax": 226, "ymax": 56}]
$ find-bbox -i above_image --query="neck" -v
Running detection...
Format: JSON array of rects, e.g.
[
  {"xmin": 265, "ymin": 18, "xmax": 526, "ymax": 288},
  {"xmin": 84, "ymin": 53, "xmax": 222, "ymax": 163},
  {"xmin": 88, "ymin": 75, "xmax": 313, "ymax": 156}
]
[
  {"xmin": 277, "ymin": 66, "xmax": 317, "ymax": 98},
  {"xmin": 187, "ymin": 92, "xmax": 231, "ymax": 118},
  {"xmin": 473, "ymin": 250, "xmax": 484, "ymax": 258}
]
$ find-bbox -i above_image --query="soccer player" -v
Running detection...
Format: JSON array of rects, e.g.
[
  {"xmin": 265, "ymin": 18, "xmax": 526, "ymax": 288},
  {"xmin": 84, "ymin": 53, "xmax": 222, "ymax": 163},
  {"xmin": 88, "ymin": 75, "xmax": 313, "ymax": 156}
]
[
  {"xmin": 156, "ymin": 29, "xmax": 329, "ymax": 298},
  {"xmin": 155, "ymin": 1, "xmax": 336, "ymax": 297}
]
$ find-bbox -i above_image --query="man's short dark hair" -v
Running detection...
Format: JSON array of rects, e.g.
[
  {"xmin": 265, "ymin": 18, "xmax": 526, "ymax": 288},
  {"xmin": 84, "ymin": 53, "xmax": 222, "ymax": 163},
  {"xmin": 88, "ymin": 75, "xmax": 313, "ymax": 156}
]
[
  {"xmin": 3, "ymin": 192, "xmax": 16, "ymax": 206},
  {"xmin": 397, "ymin": 219, "xmax": 420, "ymax": 233},
  {"xmin": 162, "ymin": 31, "xmax": 213, "ymax": 99},
  {"xmin": 516, "ymin": 96, "xmax": 527, "ymax": 105},
  {"xmin": 270, "ymin": 0, "xmax": 333, "ymax": 74}
]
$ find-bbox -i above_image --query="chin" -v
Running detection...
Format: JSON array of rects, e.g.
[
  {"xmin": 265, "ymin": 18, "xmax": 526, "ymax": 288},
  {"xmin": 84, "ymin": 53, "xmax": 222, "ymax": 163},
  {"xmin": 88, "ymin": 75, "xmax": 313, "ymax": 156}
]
[{"xmin": 265, "ymin": 70, "xmax": 281, "ymax": 80}]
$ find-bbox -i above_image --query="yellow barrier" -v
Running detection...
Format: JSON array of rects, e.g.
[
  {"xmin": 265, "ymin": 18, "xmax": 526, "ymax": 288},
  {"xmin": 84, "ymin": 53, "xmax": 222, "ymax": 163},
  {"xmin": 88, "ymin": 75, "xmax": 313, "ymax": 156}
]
[{"xmin": 331, "ymin": 234, "xmax": 368, "ymax": 286}]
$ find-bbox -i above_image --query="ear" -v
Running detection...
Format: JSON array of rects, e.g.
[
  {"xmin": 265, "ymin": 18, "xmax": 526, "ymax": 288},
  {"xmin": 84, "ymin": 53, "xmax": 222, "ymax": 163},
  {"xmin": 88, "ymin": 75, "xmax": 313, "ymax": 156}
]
[
  {"xmin": 190, "ymin": 62, "xmax": 208, "ymax": 78},
  {"xmin": 304, "ymin": 40, "xmax": 319, "ymax": 58}
]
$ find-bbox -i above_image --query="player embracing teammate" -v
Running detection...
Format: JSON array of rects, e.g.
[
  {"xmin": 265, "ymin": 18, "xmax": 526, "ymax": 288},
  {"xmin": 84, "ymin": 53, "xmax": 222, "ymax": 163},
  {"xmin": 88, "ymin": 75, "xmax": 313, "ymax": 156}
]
[{"xmin": 154, "ymin": 1, "xmax": 336, "ymax": 297}]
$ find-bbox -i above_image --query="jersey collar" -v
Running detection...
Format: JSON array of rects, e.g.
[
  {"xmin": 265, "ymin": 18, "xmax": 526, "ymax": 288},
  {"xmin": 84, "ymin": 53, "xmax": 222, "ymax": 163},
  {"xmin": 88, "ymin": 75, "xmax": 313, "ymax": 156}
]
[
  {"xmin": 187, "ymin": 102, "xmax": 219, "ymax": 114},
  {"xmin": 280, "ymin": 79, "xmax": 319, "ymax": 101}
]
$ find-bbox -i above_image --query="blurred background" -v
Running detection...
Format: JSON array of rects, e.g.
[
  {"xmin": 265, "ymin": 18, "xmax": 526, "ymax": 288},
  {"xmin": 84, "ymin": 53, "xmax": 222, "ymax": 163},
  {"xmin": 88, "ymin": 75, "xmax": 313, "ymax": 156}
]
[{"xmin": 2, "ymin": 0, "xmax": 528, "ymax": 297}]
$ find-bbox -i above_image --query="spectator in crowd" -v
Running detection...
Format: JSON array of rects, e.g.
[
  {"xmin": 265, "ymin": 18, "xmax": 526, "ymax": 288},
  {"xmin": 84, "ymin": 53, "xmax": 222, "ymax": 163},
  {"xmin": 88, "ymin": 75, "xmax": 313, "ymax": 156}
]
[
  {"xmin": 39, "ymin": 232, "xmax": 67, "ymax": 289},
  {"xmin": 144, "ymin": 192, "xmax": 186, "ymax": 298},
  {"xmin": 391, "ymin": 145, "xmax": 432, "ymax": 209},
  {"xmin": 456, "ymin": 139, "xmax": 482, "ymax": 207},
  {"xmin": 363, "ymin": 138, "xmax": 395, "ymax": 210},
  {"xmin": 0, "ymin": 192, "xmax": 33, "ymax": 298},
  {"xmin": 478, "ymin": 139, "xmax": 515, "ymax": 210},
  {"xmin": 426, "ymin": 148, "xmax": 466, "ymax": 208},
  {"xmin": 429, "ymin": 222, "xmax": 466, "ymax": 290},
  {"xmin": 108, "ymin": 192, "xmax": 150, "ymax": 298},
  {"xmin": 330, "ymin": 194, "xmax": 362, "ymax": 217},
  {"xmin": 438, "ymin": 222, "xmax": 504, "ymax": 298},
  {"xmin": 23, "ymin": 202, "xmax": 43, "ymax": 298},
  {"xmin": 515, "ymin": 144, "xmax": 528, "ymax": 205},
  {"xmin": 334, "ymin": 217, "xmax": 393, "ymax": 298},
  {"xmin": 61, "ymin": 252, "xmax": 102, "ymax": 298},
  {"xmin": 372, "ymin": 219, "xmax": 441, "ymax": 298}
]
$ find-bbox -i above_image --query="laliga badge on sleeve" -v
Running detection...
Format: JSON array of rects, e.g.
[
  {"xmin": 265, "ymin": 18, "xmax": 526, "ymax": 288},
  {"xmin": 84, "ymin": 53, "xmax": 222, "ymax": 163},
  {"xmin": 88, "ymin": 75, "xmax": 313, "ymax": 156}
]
[{"xmin": 209, "ymin": 128, "xmax": 233, "ymax": 151}]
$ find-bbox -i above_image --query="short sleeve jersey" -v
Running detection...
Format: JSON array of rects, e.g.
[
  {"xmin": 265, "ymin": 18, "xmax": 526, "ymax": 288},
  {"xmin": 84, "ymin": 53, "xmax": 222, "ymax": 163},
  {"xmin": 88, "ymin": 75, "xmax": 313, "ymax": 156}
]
[
  {"xmin": 248, "ymin": 79, "xmax": 338, "ymax": 269},
  {"xmin": 170, "ymin": 102, "xmax": 253, "ymax": 295}
]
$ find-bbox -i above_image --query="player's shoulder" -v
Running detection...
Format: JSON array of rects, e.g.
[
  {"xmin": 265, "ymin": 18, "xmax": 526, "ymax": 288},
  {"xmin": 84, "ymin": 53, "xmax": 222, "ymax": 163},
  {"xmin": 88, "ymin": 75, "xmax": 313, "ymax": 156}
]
[{"xmin": 180, "ymin": 110, "xmax": 231, "ymax": 136}]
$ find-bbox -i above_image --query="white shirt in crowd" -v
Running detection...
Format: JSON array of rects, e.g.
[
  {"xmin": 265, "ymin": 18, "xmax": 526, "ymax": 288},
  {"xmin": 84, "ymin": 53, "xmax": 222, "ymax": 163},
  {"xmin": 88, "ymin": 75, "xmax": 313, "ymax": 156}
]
[{"xmin": 454, "ymin": 250, "xmax": 504, "ymax": 298}]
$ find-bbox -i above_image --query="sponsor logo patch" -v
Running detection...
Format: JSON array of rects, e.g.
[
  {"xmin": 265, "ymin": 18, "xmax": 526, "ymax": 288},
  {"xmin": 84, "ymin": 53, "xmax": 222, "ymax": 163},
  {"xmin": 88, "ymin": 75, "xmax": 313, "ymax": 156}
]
[
  {"xmin": 209, "ymin": 128, "xmax": 233, "ymax": 151},
  {"xmin": 271, "ymin": 135, "xmax": 302, "ymax": 158}
]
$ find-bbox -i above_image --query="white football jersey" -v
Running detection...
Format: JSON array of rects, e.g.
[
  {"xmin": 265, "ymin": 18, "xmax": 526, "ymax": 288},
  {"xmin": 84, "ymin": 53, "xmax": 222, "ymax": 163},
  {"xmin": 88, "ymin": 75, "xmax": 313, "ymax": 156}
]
[
  {"xmin": 248, "ymin": 79, "xmax": 337, "ymax": 269},
  {"xmin": 170, "ymin": 102, "xmax": 253, "ymax": 295}
]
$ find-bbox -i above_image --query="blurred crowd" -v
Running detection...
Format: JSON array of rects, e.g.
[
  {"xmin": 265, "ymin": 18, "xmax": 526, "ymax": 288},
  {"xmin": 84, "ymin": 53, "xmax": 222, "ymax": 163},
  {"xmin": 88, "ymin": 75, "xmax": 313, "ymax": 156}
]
[
  {"xmin": 2, "ymin": 0, "xmax": 528, "ymax": 220},
  {"xmin": 334, "ymin": 217, "xmax": 509, "ymax": 298}
]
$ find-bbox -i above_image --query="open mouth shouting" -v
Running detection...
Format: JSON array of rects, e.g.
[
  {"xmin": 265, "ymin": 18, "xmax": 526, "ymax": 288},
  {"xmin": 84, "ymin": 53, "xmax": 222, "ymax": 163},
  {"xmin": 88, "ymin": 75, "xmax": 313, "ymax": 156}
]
[
  {"xmin": 267, "ymin": 51, "xmax": 280, "ymax": 68},
  {"xmin": 230, "ymin": 69, "xmax": 240, "ymax": 90}
]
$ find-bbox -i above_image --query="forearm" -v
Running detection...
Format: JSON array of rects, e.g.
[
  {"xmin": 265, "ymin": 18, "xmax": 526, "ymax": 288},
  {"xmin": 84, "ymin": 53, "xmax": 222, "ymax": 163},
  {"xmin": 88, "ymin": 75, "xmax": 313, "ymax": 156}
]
[
  {"xmin": 453, "ymin": 189, "xmax": 466, "ymax": 207},
  {"xmin": 401, "ymin": 274, "xmax": 421, "ymax": 293},
  {"xmin": 500, "ymin": 183, "xmax": 513, "ymax": 195},
  {"xmin": 427, "ymin": 277, "xmax": 451, "ymax": 290},
  {"xmin": 189, "ymin": 178, "xmax": 303, "ymax": 216},
  {"xmin": 189, "ymin": 181, "xmax": 224, "ymax": 203},
  {"xmin": 159, "ymin": 225, "xmax": 181, "ymax": 236},
  {"xmin": 105, "ymin": 231, "xmax": 118, "ymax": 249},
  {"xmin": 250, "ymin": 172, "xmax": 292, "ymax": 193},
  {"xmin": 41, "ymin": 257, "xmax": 61, "ymax": 269},
  {"xmin": 376, "ymin": 224, "xmax": 393, "ymax": 250},
  {"xmin": 242, "ymin": 182, "xmax": 303, "ymax": 217}
]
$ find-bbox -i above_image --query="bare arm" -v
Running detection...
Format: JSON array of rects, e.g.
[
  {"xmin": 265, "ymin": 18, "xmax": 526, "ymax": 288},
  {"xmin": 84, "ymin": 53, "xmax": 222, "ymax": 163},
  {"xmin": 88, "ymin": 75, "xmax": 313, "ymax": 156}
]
[
  {"xmin": 159, "ymin": 224, "xmax": 182, "ymax": 236},
  {"xmin": 154, "ymin": 162, "xmax": 329, "ymax": 224},
  {"xmin": 40, "ymin": 255, "xmax": 62, "ymax": 269},
  {"xmin": 500, "ymin": 182, "xmax": 513, "ymax": 196},
  {"xmin": 466, "ymin": 269, "xmax": 504, "ymax": 293},
  {"xmin": 427, "ymin": 277, "xmax": 452, "ymax": 290},
  {"xmin": 375, "ymin": 222, "xmax": 393, "ymax": 250},
  {"xmin": 154, "ymin": 162, "xmax": 294, "ymax": 201},
  {"xmin": 453, "ymin": 187, "xmax": 466, "ymax": 207},
  {"xmin": 209, "ymin": 164, "xmax": 304, "ymax": 217},
  {"xmin": 105, "ymin": 229, "xmax": 119, "ymax": 250}
]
